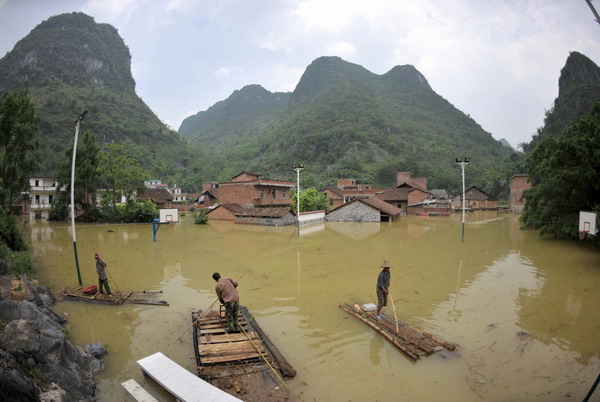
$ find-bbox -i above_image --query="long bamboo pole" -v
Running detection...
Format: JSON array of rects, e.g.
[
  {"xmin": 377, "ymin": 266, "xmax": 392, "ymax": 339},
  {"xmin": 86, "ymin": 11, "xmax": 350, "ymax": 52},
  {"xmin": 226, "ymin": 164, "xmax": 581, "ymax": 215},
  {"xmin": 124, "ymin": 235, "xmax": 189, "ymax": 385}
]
[
  {"xmin": 176, "ymin": 269, "xmax": 249, "ymax": 341},
  {"xmin": 388, "ymin": 290, "xmax": 399, "ymax": 333}
]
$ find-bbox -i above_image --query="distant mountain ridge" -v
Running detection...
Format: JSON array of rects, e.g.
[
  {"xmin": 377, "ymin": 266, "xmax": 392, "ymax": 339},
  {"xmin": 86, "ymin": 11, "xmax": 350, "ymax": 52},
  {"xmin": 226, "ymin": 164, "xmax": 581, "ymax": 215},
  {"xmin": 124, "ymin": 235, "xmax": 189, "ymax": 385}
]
[
  {"xmin": 0, "ymin": 12, "xmax": 182, "ymax": 174},
  {"xmin": 180, "ymin": 56, "xmax": 512, "ymax": 191}
]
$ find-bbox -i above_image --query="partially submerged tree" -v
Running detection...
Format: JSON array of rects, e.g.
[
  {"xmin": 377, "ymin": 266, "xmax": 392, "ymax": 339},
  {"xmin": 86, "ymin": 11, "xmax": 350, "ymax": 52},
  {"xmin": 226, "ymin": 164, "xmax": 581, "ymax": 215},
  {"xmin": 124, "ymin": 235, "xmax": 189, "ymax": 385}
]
[
  {"xmin": 521, "ymin": 102, "xmax": 600, "ymax": 239},
  {"xmin": 291, "ymin": 187, "xmax": 329, "ymax": 213},
  {"xmin": 0, "ymin": 89, "xmax": 39, "ymax": 212}
]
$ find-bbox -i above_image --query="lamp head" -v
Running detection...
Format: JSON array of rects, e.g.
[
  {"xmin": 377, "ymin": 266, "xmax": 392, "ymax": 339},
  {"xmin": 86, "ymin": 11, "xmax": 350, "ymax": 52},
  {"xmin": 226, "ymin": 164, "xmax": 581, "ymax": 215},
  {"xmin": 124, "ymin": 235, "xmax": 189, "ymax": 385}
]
[
  {"xmin": 464, "ymin": 157, "xmax": 470, "ymax": 163},
  {"xmin": 456, "ymin": 158, "xmax": 462, "ymax": 163}
]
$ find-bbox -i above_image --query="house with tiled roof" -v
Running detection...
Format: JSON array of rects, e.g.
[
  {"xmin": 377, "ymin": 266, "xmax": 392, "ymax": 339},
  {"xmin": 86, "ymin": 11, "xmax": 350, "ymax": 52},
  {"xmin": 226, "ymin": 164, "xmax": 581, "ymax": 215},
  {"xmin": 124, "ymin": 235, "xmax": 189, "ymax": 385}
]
[
  {"xmin": 326, "ymin": 197, "xmax": 401, "ymax": 222},
  {"xmin": 138, "ymin": 188, "xmax": 174, "ymax": 209},
  {"xmin": 322, "ymin": 179, "xmax": 384, "ymax": 209},
  {"xmin": 206, "ymin": 204, "xmax": 296, "ymax": 226},
  {"xmin": 214, "ymin": 171, "xmax": 295, "ymax": 208},
  {"xmin": 376, "ymin": 183, "xmax": 432, "ymax": 211},
  {"xmin": 451, "ymin": 186, "xmax": 498, "ymax": 210}
]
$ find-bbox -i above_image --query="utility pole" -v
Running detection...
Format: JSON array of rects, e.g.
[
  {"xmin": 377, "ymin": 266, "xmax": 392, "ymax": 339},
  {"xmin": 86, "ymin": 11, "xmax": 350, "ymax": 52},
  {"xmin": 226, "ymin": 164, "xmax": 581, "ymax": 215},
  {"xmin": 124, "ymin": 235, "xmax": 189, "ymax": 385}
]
[
  {"xmin": 70, "ymin": 110, "xmax": 88, "ymax": 285},
  {"xmin": 456, "ymin": 157, "xmax": 470, "ymax": 242},
  {"xmin": 585, "ymin": 0, "xmax": 600, "ymax": 27},
  {"xmin": 292, "ymin": 164, "xmax": 304, "ymax": 237}
]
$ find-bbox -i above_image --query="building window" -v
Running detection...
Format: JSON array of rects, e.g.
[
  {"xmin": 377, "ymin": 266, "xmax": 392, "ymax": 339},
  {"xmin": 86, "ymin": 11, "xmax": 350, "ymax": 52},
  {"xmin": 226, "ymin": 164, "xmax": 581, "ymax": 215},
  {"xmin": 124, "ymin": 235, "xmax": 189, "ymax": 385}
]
[
  {"xmin": 259, "ymin": 189, "xmax": 264, "ymax": 198},
  {"xmin": 272, "ymin": 189, "xmax": 277, "ymax": 199},
  {"xmin": 35, "ymin": 180, "xmax": 39, "ymax": 187},
  {"xmin": 330, "ymin": 199, "xmax": 333, "ymax": 206},
  {"xmin": 35, "ymin": 195, "xmax": 40, "ymax": 203},
  {"xmin": 49, "ymin": 195, "xmax": 53, "ymax": 204},
  {"xmin": 282, "ymin": 191, "xmax": 286, "ymax": 199}
]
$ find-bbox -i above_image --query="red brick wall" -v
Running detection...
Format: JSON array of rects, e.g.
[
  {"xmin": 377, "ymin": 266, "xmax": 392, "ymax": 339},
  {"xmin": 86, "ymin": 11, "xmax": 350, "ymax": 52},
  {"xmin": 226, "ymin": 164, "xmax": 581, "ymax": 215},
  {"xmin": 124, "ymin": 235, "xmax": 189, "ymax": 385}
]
[
  {"xmin": 232, "ymin": 172, "xmax": 259, "ymax": 182},
  {"xmin": 407, "ymin": 189, "xmax": 429, "ymax": 205},
  {"xmin": 207, "ymin": 206, "xmax": 235, "ymax": 220},
  {"xmin": 397, "ymin": 171, "xmax": 413, "ymax": 186},
  {"xmin": 218, "ymin": 183, "xmax": 292, "ymax": 206},
  {"xmin": 509, "ymin": 175, "xmax": 531, "ymax": 207},
  {"xmin": 337, "ymin": 179, "xmax": 355, "ymax": 187},
  {"xmin": 412, "ymin": 178, "xmax": 427, "ymax": 191}
]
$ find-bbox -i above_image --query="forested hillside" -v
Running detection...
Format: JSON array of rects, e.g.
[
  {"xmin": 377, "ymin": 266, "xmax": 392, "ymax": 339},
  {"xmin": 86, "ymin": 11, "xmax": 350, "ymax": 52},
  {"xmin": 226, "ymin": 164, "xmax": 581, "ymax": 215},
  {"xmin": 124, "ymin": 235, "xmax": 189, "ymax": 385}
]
[
  {"xmin": 181, "ymin": 57, "xmax": 514, "ymax": 194},
  {"xmin": 525, "ymin": 52, "xmax": 600, "ymax": 152},
  {"xmin": 0, "ymin": 12, "xmax": 204, "ymax": 190}
]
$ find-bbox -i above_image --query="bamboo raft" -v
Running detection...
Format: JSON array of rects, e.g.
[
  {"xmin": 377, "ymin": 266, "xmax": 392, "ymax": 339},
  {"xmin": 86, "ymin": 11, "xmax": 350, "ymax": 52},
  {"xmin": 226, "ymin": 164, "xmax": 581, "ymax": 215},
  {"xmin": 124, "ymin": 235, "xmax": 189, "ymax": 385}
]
[
  {"xmin": 340, "ymin": 303, "xmax": 457, "ymax": 361},
  {"xmin": 63, "ymin": 287, "xmax": 169, "ymax": 306},
  {"xmin": 192, "ymin": 306, "xmax": 296, "ymax": 400}
]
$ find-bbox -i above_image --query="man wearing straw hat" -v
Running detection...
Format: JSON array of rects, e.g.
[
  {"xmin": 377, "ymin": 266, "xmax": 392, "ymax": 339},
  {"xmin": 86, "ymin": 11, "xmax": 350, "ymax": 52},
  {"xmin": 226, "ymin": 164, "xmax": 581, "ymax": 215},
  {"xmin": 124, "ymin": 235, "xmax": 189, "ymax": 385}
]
[
  {"xmin": 375, "ymin": 260, "xmax": 391, "ymax": 320},
  {"xmin": 94, "ymin": 253, "xmax": 112, "ymax": 296}
]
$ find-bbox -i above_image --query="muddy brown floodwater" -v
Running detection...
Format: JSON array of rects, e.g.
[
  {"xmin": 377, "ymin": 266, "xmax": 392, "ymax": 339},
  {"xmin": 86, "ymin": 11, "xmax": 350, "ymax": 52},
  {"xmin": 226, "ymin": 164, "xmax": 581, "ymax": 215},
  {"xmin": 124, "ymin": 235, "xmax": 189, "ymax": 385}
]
[{"xmin": 25, "ymin": 211, "xmax": 600, "ymax": 401}]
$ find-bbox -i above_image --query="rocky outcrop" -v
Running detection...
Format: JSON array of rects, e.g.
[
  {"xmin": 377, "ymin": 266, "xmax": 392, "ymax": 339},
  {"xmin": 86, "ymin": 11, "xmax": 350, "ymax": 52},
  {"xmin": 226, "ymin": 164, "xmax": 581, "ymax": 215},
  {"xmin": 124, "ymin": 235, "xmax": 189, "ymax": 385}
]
[{"xmin": 0, "ymin": 276, "xmax": 103, "ymax": 401}]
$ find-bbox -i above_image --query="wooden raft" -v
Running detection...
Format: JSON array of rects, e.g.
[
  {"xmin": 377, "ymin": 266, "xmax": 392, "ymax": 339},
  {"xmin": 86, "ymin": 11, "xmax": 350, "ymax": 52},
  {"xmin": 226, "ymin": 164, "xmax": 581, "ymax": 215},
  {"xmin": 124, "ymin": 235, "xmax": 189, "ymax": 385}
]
[
  {"xmin": 193, "ymin": 310, "xmax": 271, "ymax": 366},
  {"xmin": 340, "ymin": 303, "xmax": 457, "ymax": 361},
  {"xmin": 63, "ymin": 288, "xmax": 169, "ymax": 306}
]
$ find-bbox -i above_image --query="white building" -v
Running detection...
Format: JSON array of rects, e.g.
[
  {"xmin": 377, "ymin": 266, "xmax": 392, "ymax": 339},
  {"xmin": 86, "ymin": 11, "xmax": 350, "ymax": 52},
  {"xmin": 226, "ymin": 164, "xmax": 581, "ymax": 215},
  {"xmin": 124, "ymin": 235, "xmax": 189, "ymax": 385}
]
[{"xmin": 28, "ymin": 177, "xmax": 61, "ymax": 219}]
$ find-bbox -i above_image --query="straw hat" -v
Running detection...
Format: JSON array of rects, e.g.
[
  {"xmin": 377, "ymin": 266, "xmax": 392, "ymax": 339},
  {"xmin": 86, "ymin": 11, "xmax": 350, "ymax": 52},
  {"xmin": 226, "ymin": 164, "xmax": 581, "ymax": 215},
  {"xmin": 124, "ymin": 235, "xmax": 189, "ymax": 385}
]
[{"xmin": 380, "ymin": 260, "xmax": 392, "ymax": 268}]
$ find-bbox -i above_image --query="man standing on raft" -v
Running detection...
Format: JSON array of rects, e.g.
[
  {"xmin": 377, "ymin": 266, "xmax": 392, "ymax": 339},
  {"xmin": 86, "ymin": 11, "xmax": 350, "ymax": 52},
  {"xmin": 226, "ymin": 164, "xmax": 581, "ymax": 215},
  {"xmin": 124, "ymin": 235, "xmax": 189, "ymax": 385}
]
[
  {"xmin": 213, "ymin": 272, "xmax": 241, "ymax": 333},
  {"xmin": 375, "ymin": 260, "xmax": 391, "ymax": 320}
]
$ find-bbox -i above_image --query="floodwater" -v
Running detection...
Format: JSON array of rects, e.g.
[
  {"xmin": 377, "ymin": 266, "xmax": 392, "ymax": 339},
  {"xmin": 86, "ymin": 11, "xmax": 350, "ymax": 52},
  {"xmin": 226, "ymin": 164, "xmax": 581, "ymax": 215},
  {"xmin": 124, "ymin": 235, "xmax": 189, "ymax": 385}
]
[{"xmin": 25, "ymin": 211, "xmax": 600, "ymax": 401}]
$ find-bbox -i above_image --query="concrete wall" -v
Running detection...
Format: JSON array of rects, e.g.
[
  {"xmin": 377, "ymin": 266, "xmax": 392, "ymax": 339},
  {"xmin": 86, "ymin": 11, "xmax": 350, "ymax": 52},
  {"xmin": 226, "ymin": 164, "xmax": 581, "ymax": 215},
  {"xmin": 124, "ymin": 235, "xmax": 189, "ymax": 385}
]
[
  {"xmin": 326, "ymin": 201, "xmax": 381, "ymax": 222},
  {"xmin": 298, "ymin": 210, "xmax": 325, "ymax": 226}
]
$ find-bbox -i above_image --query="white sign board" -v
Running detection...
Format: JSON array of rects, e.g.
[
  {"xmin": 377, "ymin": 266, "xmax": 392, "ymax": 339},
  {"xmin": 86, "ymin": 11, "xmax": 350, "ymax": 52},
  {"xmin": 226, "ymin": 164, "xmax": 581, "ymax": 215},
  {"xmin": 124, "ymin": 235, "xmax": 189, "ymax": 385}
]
[
  {"xmin": 579, "ymin": 211, "xmax": 597, "ymax": 235},
  {"xmin": 159, "ymin": 208, "xmax": 179, "ymax": 223}
]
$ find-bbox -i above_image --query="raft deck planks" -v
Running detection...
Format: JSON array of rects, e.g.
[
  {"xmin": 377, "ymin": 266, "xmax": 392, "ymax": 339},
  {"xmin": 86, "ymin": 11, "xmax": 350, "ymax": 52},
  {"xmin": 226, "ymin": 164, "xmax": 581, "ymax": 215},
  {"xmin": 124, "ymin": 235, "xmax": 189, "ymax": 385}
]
[
  {"xmin": 194, "ymin": 310, "xmax": 272, "ymax": 366},
  {"xmin": 63, "ymin": 287, "xmax": 169, "ymax": 306},
  {"xmin": 340, "ymin": 303, "xmax": 456, "ymax": 360}
]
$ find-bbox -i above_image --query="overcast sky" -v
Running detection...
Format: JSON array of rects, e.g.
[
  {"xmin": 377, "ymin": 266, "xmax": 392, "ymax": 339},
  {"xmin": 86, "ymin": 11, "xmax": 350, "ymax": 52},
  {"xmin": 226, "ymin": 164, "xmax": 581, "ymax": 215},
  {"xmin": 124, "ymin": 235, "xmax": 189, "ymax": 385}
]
[{"xmin": 1, "ymin": 0, "xmax": 600, "ymax": 148}]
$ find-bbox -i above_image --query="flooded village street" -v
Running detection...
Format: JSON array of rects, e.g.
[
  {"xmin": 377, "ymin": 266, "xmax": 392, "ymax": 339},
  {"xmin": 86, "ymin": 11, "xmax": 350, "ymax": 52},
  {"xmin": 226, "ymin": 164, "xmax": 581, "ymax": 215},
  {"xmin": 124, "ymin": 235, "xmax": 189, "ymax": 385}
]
[{"xmin": 26, "ymin": 211, "xmax": 600, "ymax": 401}]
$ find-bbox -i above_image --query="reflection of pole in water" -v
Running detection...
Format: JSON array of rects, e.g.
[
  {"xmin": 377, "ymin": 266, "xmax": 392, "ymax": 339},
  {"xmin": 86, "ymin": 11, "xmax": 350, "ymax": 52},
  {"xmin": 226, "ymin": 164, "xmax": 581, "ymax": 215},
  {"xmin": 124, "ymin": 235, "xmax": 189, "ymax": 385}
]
[
  {"xmin": 451, "ymin": 259, "xmax": 462, "ymax": 319},
  {"xmin": 296, "ymin": 237, "xmax": 301, "ymax": 297}
]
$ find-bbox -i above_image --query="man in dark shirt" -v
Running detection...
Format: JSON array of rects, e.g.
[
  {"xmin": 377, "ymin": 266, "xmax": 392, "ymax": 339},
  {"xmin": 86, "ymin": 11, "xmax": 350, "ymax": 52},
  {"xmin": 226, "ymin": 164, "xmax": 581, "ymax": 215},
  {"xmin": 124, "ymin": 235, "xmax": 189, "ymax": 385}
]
[
  {"xmin": 213, "ymin": 272, "xmax": 241, "ymax": 333},
  {"xmin": 376, "ymin": 260, "xmax": 391, "ymax": 320},
  {"xmin": 95, "ymin": 253, "xmax": 112, "ymax": 296}
]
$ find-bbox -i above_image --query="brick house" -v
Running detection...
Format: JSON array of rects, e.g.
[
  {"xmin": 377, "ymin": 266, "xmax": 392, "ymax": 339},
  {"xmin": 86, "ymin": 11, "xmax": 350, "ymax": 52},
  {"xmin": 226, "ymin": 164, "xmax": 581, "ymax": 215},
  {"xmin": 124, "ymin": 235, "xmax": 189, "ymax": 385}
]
[
  {"xmin": 396, "ymin": 171, "xmax": 427, "ymax": 190},
  {"xmin": 451, "ymin": 186, "xmax": 498, "ymax": 210},
  {"xmin": 326, "ymin": 197, "xmax": 401, "ymax": 222},
  {"xmin": 138, "ymin": 188, "xmax": 174, "ymax": 209},
  {"xmin": 509, "ymin": 174, "xmax": 531, "ymax": 213},
  {"xmin": 206, "ymin": 204, "xmax": 245, "ymax": 221},
  {"xmin": 215, "ymin": 171, "xmax": 295, "ymax": 207},
  {"xmin": 376, "ymin": 183, "xmax": 432, "ymax": 211},
  {"xmin": 322, "ymin": 179, "xmax": 383, "ymax": 209}
]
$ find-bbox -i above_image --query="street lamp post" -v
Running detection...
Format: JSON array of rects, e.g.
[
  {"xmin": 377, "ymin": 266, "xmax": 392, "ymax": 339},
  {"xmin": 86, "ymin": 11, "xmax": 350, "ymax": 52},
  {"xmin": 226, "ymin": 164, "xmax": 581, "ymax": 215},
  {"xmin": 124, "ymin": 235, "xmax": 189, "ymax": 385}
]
[
  {"xmin": 292, "ymin": 163, "xmax": 304, "ymax": 237},
  {"xmin": 456, "ymin": 157, "xmax": 470, "ymax": 242},
  {"xmin": 70, "ymin": 110, "xmax": 88, "ymax": 285}
]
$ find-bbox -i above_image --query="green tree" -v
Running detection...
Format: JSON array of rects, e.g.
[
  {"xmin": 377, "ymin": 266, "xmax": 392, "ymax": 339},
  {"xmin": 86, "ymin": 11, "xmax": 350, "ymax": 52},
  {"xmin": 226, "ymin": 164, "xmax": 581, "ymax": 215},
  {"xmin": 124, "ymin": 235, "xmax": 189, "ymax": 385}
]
[
  {"xmin": 291, "ymin": 187, "xmax": 329, "ymax": 212},
  {"xmin": 193, "ymin": 208, "xmax": 208, "ymax": 224},
  {"xmin": 98, "ymin": 142, "xmax": 146, "ymax": 216},
  {"xmin": 521, "ymin": 102, "xmax": 600, "ymax": 239},
  {"xmin": 0, "ymin": 89, "xmax": 39, "ymax": 212},
  {"xmin": 52, "ymin": 131, "xmax": 101, "ymax": 220}
]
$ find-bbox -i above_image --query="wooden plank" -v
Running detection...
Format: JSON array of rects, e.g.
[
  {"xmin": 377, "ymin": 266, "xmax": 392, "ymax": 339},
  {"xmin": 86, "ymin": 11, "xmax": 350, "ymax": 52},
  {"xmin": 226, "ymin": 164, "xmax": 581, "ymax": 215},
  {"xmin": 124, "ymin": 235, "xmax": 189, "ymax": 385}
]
[
  {"xmin": 199, "ymin": 321, "xmax": 248, "ymax": 330},
  {"xmin": 201, "ymin": 351, "xmax": 263, "ymax": 364},
  {"xmin": 121, "ymin": 379, "xmax": 159, "ymax": 402},
  {"xmin": 200, "ymin": 333, "xmax": 261, "ymax": 344},
  {"xmin": 200, "ymin": 340, "xmax": 266, "ymax": 357}
]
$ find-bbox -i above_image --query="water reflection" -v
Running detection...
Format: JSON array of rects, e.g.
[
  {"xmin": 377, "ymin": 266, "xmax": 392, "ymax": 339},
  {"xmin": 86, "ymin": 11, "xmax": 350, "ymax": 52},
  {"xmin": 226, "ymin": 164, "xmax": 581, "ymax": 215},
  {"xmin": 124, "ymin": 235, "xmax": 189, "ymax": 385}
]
[{"xmin": 24, "ymin": 212, "xmax": 600, "ymax": 402}]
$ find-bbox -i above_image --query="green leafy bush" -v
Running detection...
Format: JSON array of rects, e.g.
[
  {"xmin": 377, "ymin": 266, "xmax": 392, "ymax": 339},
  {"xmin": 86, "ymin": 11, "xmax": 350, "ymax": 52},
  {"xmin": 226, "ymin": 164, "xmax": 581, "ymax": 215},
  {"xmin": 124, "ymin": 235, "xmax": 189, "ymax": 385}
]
[{"xmin": 193, "ymin": 209, "xmax": 208, "ymax": 224}]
